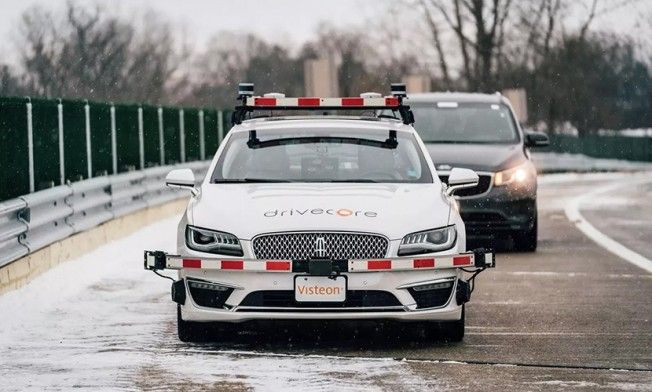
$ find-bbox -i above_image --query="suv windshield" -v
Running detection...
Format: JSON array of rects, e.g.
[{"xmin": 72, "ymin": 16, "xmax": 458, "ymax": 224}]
[
  {"xmin": 411, "ymin": 102, "xmax": 519, "ymax": 143},
  {"xmin": 211, "ymin": 128, "xmax": 432, "ymax": 183}
]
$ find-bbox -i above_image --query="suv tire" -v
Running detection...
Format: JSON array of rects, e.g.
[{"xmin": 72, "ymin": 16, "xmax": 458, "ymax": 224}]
[{"xmin": 513, "ymin": 213, "xmax": 537, "ymax": 252}]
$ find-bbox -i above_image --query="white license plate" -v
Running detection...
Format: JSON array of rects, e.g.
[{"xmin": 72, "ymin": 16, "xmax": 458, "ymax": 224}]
[{"xmin": 294, "ymin": 276, "xmax": 346, "ymax": 302}]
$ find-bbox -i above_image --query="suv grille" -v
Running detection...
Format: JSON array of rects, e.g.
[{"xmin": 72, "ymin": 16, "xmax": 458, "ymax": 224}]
[
  {"xmin": 252, "ymin": 232, "xmax": 388, "ymax": 260},
  {"xmin": 439, "ymin": 174, "xmax": 492, "ymax": 197}
]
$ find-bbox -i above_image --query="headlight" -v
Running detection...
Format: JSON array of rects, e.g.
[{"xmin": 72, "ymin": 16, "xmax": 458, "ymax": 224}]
[
  {"xmin": 494, "ymin": 161, "xmax": 535, "ymax": 186},
  {"xmin": 398, "ymin": 226, "xmax": 457, "ymax": 256},
  {"xmin": 185, "ymin": 226, "xmax": 243, "ymax": 256}
]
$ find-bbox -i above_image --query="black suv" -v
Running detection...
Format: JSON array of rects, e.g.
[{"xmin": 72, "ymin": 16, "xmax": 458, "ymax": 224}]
[{"xmin": 407, "ymin": 92, "xmax": 549, "ymax": 251}]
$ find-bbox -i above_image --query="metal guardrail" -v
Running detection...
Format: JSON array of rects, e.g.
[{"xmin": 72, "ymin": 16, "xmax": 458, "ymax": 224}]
[{"xmin": 0, "ymin": 161, "xmax": 211, "ymax": 269}]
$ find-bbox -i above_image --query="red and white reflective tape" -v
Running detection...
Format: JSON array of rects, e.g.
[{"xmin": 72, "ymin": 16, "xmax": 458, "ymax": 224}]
[
  {"xmin": 146, "ymin": 251, "xmax": 493, "ymax": 272},
  {"xmin": 166, "ymin": 257, "xmax": 292, "ymax": 272},
  {"xmin": 347, "ymin": 254, "xmax": 475, "ymax": 272},
  {"xmin": 245, "ymin": 96, "xmax": 400, "ymax": 108}
]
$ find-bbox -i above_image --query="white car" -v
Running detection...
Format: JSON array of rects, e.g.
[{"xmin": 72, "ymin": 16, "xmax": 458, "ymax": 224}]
[{"xmin": 145, "ymin": 83, "xmax": 495, "ymax": 342}]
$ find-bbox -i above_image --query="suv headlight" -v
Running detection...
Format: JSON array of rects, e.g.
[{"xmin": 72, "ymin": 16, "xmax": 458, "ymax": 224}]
[
  {"xmin": 494, "ymin": 161, "xmax": 535, "ymax": 186},
  {"xmin": 185, "ymin": 226, "xmax": 243, "ymax": 256},
  {"xmin": 398, "ymin": 226, "xmax": 457, "ymax": 256}
]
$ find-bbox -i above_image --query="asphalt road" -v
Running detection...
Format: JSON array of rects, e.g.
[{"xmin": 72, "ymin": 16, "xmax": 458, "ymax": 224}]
[{"xmin": 1, "ymin": 172, "xmax": 651, "ymax": 391}]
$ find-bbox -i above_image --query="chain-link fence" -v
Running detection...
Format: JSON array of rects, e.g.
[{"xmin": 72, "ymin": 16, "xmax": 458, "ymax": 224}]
[{"xmin": 0, "ymin": 97, "xmax": 230, "ymax": 202}]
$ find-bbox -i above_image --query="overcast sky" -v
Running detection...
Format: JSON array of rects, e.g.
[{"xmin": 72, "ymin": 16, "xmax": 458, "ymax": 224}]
[{"xmin": 0, "ymin": 0, "xmax": 650, "ymax": 64}]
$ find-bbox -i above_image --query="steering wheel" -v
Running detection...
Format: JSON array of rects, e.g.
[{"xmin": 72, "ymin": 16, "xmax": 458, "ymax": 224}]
[{"xmin": 359, "ymin": 170, "xmax": 401, "ymax": 180}]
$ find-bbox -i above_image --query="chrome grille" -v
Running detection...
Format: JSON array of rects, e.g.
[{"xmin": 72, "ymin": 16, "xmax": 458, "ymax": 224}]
[{"xmin": 252, "ymin": 232, "xmax": 388, "ymax": 260}]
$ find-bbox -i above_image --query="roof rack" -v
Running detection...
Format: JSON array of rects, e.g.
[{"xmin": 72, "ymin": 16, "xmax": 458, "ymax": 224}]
[{"xmin": 231, "ymin": 83, "xmax": 414, "ymax": 125}]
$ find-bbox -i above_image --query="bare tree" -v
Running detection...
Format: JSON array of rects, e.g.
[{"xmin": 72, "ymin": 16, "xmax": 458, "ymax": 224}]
[
  {"xmin": 421, "ymin": 0, "xmax": 513, "ymax": 91},
  {"xmin": 17, "ymin": 2, "xmax": 182, "ymax": 104}
]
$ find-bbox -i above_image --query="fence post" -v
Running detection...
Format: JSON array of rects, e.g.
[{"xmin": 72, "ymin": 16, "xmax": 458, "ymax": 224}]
[
  {"xmin": 179, "ymin": 109, "xmax": 186, "ymax": 163},
  {"xmin": 198, "ymin": 110, "xmax": 206, "ymax": 160},
  {"xmin": 110, "ymin": 104, "xmax": 117, "ymax": 174},
  {"xmin": 217, "ymin": 110, "xmax": 224, "ymax": 145},
  {"xmin": 84, "ymin": 101, "xmax": 92, "ymax": 178},
  {"xmin": 26, "ymin": 99, "xmax": 34, "ymax": 193},
  {"xmin": 57, "ymin": 99, "xmax": 65, "ymax": 185},
  {"xmin": 157, "ymin": 107, "xmax": 165, "ymax": 165},
  {"xmin": 138, "ymin": 106, "xmax": 145, "ymax": 169}
]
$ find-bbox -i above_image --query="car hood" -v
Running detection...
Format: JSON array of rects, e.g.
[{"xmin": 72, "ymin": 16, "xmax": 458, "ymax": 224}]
[
  {"xmin": 425, "ymin": 143, "xmax": 525, "ymax": 172},
  {"xmin": 189, "ymin": 183, "xmax": 450, "ymax": 240}
]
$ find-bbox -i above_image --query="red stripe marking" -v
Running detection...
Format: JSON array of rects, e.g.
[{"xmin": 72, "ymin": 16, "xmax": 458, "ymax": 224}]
[
  {"xmin": 266, "ymin": 261, "xmax": 291, "ymax": 271},
  {"xmin": 385, "ymin": 97, "xmax": 399, "ymax": 106},
  {"xmin": 182, "ymin": 259, "xmax": 201, "ymax": 268},
  {"xmin": 413, "ymin": 258, "xmax": 435, "ymax": 268},
  {"xmin": 221, "ymin": 260, "xmax": 244, "ymax": 270},
  {"xmin": 298, "ymin": 97, "xmax": 320, "ymax": 107},
  {"xmin": 342, "ymin": 97, "xmax": 364, "ymax": 106},
  {"xmin": 367, "ymin": 259, "xmax": 392, "ymax": 270},
  {"xmin": 453, "ymin": 256, "xmax": 472, "ymax": 266},
  {"xmin": 254, "ymin": 97, "xmax": 276, "ymax": 106}
]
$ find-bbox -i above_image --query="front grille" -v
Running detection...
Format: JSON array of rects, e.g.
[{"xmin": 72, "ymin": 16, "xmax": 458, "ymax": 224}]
[
  {"xmin": 238, "ymin": 290, "xmax": 402, "ymax": 311},
  {"xmin": 439, "ymin": 174, "xmax": 492, "ymax": 197},
  {"xmin": 252, "ymin": 232, "xmax": 388, "ymax": 260}
]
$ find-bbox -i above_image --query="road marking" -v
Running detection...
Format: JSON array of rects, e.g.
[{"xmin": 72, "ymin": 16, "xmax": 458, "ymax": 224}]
[{"xmin": 564, "ymin": 176, "xmax": 652, "ymax": 273}]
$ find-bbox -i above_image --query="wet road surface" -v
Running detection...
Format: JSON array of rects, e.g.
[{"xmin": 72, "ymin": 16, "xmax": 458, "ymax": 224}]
[{"xmin": 1, "ymin": 172, "xmax": 651, "ymax": 391}]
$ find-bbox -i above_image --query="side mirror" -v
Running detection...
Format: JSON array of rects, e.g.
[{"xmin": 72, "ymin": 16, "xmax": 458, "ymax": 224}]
[
  {"xmin": 165, "ymin": 169, "xmax": 198, "ymax": 196},
  {"xmin": 446, "ymin": 168, "xmax": 479, "ymax": 196},
  {"xmin": 525, "ymin": 131, "xmax": 550, "ymax": 148}
]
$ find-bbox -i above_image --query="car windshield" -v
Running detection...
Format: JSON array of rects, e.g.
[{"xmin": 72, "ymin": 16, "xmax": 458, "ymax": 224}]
[
  {"xmin": 210, "ymin": 128, "xmax": 432, "ymax": 183},
  {"xmin": 411, "ymin": 102, "xmax": 519, "ymax": 143}
]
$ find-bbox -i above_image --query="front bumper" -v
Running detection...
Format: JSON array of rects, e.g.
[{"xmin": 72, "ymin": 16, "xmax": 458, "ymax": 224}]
[
  {"xmin": 460, "ymin": 197, "xmax": 536, "ymax": 236},
  {"xmin": 145, "ymin": 250, "xmax": 494, "ymax": 322}
]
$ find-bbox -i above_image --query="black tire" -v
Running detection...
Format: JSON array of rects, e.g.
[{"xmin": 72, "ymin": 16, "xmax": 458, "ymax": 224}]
[
  {"xmin": 512, "ymin": 213, "xmax": 538, "ymax": 252},
  {"xmin": 177, "ymin": 305, "xmax": 229, "ymax": 343},
  {"xmin": 177, "ymin": 305, "xmax": 203, "ymax": 342},
  {"xmin": 440, "ymin": 305, "xmax": 465, "ymax": 342},
  {"xmin": 425, "ymin": 305, "xmax": 465, "ymax": 342}
]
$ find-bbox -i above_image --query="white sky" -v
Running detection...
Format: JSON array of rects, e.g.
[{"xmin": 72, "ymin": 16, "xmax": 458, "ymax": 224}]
[{"xmin": 0, "ymin": 0, "xmax": 650, "ymax": 66}]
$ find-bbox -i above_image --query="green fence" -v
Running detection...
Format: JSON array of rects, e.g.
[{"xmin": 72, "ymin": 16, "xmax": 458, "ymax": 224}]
[
  {"xmin": 548, "ymin": 134, "xmax": 652, "ymax": 162},
  {"xmin": 0, "ymin": 97, "xmax": 229, "ymax": 202}
]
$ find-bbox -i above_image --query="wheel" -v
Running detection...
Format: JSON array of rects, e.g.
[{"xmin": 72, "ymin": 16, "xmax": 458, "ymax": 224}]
[
  {"xmin": 512, "ymin": 213, "xmax": 538, "ymax": 252},
  {"xmin": 439, "ymin": 305, "xmax": 465, "ymax": 342},
  {"xmin": 177, "ymin": 305, "xmax": 230, "ymax": 342},
  {"xmin": 177, "ymin": 305, "xmax": 206, "ymax": 342},
  {"xmin": 424, "ymin": 305, "xmax": 465, "ymax": 342}
]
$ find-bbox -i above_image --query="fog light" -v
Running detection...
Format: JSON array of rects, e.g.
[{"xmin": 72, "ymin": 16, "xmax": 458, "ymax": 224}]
[
  {"xmin": 412, "ymin": 281, "xmax": 454, "ymax": 292},
  {"xmin": 188, "ymin": 280, "xmax": 230, "ymax": 291}
]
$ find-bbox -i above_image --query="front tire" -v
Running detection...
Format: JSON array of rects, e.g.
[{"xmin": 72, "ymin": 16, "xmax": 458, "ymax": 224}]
[
  {"xmin": 512, "ymin": 213, "xmax": 538, "ymax": 252},
  {"xmin": 425, "ymin": 305, "xmax": 465, "ymax": 342},
  {"xmin": 177, "ymin": 305, "xmax": 232, "ymax": 342},
  {"xmin": 177, "ymin": 305, "xmax": 207, "ymax": 342}
]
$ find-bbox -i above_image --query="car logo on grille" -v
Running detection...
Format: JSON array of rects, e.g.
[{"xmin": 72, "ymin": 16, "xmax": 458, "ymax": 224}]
[{"xmin": 314, "ymin": 237, "xmax": 327, "ymax": 258}]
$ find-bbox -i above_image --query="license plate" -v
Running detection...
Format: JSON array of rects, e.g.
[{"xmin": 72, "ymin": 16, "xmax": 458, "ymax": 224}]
[{"xmin": 294, "ymin": 276, "xmax": 346, "ymax": 302}]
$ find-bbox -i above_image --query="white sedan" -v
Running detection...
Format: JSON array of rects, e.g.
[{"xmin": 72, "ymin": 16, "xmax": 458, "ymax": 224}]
[{"xmin": 145, "ymin": 86, "xmax": 494, "ymax": 342}]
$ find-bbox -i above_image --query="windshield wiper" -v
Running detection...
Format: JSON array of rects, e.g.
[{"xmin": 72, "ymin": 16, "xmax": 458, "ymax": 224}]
[
  {"xmin": 423, "ymin": 140, "xmax": 505, "ymax": 144},
  {"xmin": 329, "ymin": 179, "xmax": 379, "ymax": 183},
  {"xmin": 212, "ymin": 178, "xmax": 292, "ymax": 183}
]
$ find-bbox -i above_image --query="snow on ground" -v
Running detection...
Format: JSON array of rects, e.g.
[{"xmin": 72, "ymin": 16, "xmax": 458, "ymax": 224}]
[{"xmin": 0, "ymin": 216, "xmax": 437, "ymax": 392}]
